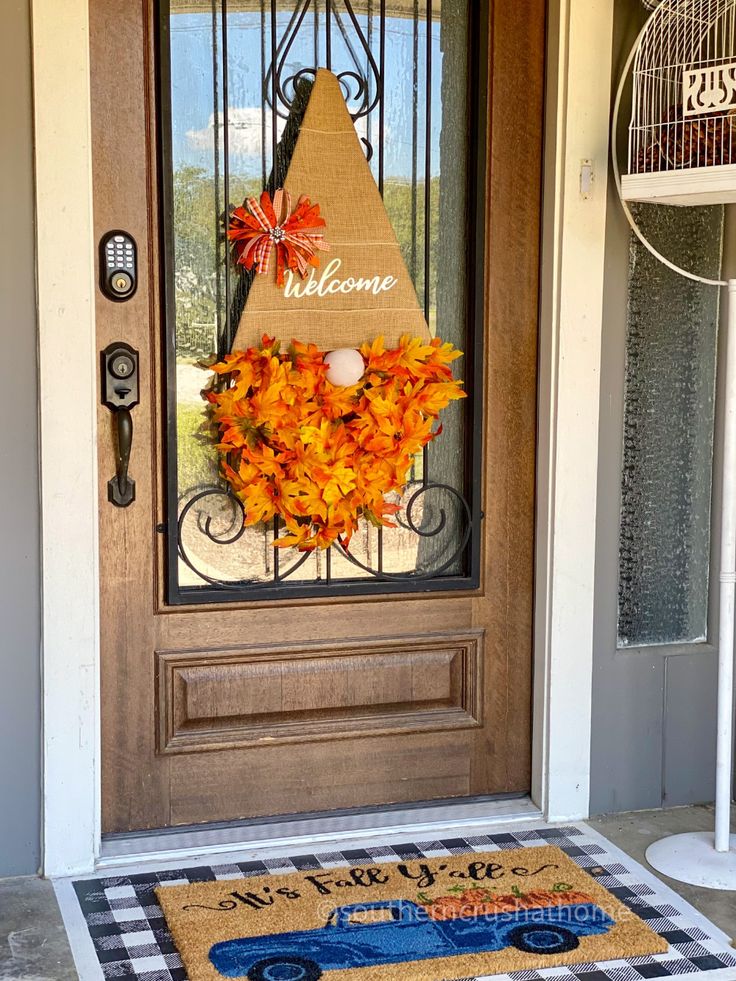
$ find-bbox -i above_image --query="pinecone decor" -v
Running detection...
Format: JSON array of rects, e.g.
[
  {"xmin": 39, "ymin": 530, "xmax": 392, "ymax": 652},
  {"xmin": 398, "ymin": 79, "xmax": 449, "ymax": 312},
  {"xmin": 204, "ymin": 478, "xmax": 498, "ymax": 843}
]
[{"xmin": 636, "ymin": 103, "xmax": 736, "ymax": 172}]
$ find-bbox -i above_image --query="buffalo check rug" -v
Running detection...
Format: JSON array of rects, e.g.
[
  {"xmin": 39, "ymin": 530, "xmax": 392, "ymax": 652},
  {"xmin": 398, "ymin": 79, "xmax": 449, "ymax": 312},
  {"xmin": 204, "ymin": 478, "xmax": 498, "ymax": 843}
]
[{"xmin": 53, "ymin": 823, "xmax": 736, "ymax": 981}]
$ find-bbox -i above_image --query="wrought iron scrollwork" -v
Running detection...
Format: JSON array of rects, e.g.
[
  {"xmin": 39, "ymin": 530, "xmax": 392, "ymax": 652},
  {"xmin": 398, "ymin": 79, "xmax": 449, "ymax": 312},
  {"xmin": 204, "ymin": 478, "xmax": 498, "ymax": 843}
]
[
  {"xmin": 177, "ymin": 486, "xmax": 312, "ymax": 589},
  {"xmin": 269, "ymin": 65, "xmax": 379, "ymax": 124},
  {"xmin": 337, "ymin": 482, "xmax": 472, "ymax": 581},
  {"xmin": 264, "ymin": 0, "xmax": 382, "ymax": 161},
  {"xmin": 177, "ymin": 480, "xmax": 472, "ymax": 589}
]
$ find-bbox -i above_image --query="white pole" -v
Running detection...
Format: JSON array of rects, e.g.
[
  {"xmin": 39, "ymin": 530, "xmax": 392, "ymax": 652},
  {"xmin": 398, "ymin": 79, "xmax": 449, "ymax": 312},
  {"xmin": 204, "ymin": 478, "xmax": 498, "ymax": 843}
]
[
  {"xmin": 644, "ymin": 285, "xmax": 736, "ymax": 887},
  {"xmin": 716, "ymin": 280, "xmax": 736, "ymax": 854}
]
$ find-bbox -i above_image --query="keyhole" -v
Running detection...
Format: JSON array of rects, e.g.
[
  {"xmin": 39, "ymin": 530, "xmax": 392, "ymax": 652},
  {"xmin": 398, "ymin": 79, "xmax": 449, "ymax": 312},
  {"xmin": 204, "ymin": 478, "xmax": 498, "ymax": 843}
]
[{"xmin": 111, "ymin": 353, "xmax": 135, "ymax": 380}]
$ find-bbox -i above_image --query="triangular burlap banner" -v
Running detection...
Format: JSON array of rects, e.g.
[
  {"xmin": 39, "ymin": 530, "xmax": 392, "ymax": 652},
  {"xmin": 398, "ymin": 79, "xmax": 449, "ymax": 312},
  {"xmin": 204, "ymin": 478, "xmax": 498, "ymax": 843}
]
[{"xmin": 231, "ymin": 69, "xmax": 430, "ymax": 352}]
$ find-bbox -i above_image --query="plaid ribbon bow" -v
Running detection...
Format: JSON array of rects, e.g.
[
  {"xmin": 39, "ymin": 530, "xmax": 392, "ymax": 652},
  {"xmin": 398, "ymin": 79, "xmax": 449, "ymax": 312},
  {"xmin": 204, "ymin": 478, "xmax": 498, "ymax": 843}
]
[{"xmin": 227, "ymin": 189, "xmax": 329, "ymax": 287}]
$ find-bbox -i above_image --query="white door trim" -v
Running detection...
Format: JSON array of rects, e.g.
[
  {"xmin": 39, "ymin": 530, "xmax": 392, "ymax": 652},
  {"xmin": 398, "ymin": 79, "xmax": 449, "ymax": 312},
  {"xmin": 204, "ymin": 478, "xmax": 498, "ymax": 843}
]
[
  {"xmin": 33, "ymin": 0, "xmax": 101, "ymax": 876},
  {"xmin": 34, "ymin": 0, "xmax": 613, "ymax": 876},
  {"xmin": 532, "ymin": 0, "xmax": 614, "ymax": 821}
]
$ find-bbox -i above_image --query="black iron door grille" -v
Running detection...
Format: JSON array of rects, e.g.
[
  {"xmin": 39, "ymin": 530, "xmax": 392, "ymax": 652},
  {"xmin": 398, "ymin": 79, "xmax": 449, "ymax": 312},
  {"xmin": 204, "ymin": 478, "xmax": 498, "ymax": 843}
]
[{"xmin": 158, "ymin": 0, "xmax": 487, "ymax": 603}]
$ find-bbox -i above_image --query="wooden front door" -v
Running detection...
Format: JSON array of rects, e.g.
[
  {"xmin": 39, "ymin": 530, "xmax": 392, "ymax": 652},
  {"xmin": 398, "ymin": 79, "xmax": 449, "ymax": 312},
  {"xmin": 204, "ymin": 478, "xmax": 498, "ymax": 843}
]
[{"xmin": 92, "ymin": 0, "xmax": 544, "ymax": 834}]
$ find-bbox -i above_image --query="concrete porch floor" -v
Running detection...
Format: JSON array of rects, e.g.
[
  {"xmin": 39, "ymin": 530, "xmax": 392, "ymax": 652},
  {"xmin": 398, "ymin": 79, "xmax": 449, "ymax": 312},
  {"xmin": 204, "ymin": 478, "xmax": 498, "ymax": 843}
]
[
  {"xmin": 0, "ymin": 873, "xmax": 77, "ymax": 981},
  {"xmin": 590, "ymin": 804, "xmax": 736, "ymax": 941},
  {"xmin": 0, "ymin": 805, "xmax": 734, "ymax": 980}
]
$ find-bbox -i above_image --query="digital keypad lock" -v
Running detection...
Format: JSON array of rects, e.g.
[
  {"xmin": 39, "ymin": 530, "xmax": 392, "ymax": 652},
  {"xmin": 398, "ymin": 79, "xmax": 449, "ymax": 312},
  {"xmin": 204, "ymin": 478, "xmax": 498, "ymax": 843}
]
[{"xmin": 100, "ymin": 231, "xmax": 137, "ymax": 301}]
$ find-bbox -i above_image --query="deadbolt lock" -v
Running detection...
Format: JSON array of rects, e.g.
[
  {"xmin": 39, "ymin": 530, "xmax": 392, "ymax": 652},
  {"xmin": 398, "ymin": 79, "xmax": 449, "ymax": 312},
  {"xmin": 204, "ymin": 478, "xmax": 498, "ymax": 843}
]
[
  {"xmin": 110, "ymin": 351, "xmax": 136, "ymax": 380},
  {"xmin": 113, "ymin": 272, "xmax": 132, "ymax": 294},
  {"xmin": 102, "ymin": 343, "xmax": 139, "ymax": 410}
]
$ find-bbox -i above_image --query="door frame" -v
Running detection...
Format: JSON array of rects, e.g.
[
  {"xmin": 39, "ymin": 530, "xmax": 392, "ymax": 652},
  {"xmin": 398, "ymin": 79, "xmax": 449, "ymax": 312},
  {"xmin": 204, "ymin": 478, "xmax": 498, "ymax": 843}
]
[{"xmin": 33, "ymin": 0, "xmax": 614, "ymax": 876}]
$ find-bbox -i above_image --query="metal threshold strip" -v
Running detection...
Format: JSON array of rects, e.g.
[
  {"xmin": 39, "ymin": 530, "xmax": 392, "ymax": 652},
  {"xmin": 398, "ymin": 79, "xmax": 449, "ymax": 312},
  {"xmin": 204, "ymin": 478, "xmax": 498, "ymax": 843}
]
[{"xmin": 98, "ymin": 794, "xmax": 540, "ymax": 870}]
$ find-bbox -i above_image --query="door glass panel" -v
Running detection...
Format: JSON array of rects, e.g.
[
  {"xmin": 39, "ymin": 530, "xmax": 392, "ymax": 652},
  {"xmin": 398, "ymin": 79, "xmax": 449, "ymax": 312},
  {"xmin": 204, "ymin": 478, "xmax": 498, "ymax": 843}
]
[{"xmin": 160, "ymin": 0, "xmax": 484, "ymax": 602}]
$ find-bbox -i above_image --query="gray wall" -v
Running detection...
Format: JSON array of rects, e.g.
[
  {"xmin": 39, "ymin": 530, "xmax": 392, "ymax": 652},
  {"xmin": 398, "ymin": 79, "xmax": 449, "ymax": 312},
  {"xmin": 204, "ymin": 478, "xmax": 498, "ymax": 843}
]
[
  {"xmin": 590, "ymin": 0, "xmax": 728, "ymax": 814},
  {"xmin": 0, "ymin": 0, "xmax": 42, "ymax": 875}
]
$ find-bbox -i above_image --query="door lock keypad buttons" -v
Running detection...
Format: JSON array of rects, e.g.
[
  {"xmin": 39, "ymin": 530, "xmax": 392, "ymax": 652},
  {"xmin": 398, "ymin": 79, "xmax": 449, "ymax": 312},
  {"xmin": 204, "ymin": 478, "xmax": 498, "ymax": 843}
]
[{"xmin": 100, "ymin": 231, "xmax": 138, "ymax": 301}]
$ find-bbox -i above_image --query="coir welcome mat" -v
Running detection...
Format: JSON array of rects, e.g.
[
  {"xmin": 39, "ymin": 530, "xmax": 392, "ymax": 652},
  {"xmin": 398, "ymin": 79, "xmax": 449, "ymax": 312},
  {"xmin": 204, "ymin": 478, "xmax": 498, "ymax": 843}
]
[{"xmin": 155, "ymin": 844, "xmax": 667, "ymax": 980}]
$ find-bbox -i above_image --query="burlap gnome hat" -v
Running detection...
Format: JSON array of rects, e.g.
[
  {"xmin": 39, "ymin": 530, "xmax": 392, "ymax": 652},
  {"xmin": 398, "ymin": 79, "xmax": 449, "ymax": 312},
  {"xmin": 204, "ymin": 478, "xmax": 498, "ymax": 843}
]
[{"xmin": 231, "ymin": 69, "xmax": 431, "ymax": 352}]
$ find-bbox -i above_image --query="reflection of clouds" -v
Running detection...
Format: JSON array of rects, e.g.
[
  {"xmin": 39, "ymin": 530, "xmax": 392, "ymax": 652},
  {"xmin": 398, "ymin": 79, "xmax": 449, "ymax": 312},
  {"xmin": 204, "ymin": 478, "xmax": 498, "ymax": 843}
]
[
  {"xmin": 187, "ymin": 107, "xmax": 372, "ymax": 157},
  {"xmin": 186, "ymin": 108, "xmax": 281, "ymax": 156}
]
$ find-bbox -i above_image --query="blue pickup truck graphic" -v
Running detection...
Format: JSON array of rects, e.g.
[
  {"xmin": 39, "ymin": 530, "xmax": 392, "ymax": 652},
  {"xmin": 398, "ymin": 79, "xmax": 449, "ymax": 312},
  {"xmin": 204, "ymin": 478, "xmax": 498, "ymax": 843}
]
[{"xmin": 209, "ymin": 897, "xmax": 615, "ymax": 980}]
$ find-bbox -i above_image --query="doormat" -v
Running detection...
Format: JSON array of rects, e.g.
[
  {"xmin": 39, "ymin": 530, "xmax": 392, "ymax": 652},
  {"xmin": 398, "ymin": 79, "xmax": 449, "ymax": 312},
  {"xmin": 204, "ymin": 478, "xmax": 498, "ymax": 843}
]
[
  {"xmin": 155, "ymin": 844, "xmax": 666, "ymax": 980},
  {"xmin": 64, "ymin": 825, "xmax": 736, "ymax": 981}
]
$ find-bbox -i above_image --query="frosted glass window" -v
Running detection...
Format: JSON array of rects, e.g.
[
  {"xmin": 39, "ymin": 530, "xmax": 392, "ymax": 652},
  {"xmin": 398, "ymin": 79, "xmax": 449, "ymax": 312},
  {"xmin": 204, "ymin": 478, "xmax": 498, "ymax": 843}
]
[{"xmin": 617, "ymin": 203, "xmax": 723, "ymax": 648}]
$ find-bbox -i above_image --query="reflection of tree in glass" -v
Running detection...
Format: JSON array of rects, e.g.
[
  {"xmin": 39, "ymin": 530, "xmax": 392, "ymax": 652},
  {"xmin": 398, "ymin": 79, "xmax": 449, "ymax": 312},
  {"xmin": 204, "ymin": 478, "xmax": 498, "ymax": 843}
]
[
  {"xmin": 173, "ymin": 167, "xmax": 260, "ymax": 358},
  {"xmin": 382, "ymin": 177, "xmax": 440, "ymax": 321}
]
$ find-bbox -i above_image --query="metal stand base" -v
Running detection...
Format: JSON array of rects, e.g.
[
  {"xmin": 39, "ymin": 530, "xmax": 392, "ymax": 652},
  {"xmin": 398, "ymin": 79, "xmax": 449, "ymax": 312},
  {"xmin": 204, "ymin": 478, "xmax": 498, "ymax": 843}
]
[{"xmin": 646, "ymin": 832, "xmax": 736, "ymax": 890}]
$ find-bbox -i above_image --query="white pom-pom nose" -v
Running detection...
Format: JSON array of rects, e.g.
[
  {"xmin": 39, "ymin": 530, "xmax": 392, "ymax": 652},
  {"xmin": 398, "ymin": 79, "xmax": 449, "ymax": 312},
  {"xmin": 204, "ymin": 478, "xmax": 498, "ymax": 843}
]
[{"xmin": 324, "ymin": 348, "xmax": 365, "ymax": 387}]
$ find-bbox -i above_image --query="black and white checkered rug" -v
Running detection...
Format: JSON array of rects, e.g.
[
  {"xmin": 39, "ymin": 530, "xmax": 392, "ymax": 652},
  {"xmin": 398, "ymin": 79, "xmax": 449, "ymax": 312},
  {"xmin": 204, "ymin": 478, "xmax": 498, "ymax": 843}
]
[{"xmin": 57, "ymin": 824, "xmax": 736, "ymax": 981}]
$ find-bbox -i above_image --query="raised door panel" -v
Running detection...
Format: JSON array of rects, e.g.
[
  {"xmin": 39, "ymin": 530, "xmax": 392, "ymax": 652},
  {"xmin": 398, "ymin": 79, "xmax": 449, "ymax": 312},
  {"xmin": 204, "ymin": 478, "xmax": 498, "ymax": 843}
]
[{"xmin": 157, "ymin": 630, "xmax": 483, "ymax": 752}]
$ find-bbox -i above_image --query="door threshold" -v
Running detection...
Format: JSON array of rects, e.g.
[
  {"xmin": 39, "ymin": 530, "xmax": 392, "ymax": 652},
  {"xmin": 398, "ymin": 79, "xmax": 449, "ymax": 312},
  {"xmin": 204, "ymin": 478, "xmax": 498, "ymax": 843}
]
[{"xmin": 97, "ymin": 795, "xmax": 541, "ymax": 870}]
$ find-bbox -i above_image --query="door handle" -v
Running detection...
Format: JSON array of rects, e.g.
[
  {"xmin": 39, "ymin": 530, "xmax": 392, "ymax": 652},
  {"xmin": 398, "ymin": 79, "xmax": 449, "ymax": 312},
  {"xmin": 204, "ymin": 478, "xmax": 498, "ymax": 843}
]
[
  {"xmin": 101, "ymin": 342, "xmax": 139, "ymax": 507},
  {"xmin": 112, "ymin": 407, "xmax": 134, "ymax": 506}
]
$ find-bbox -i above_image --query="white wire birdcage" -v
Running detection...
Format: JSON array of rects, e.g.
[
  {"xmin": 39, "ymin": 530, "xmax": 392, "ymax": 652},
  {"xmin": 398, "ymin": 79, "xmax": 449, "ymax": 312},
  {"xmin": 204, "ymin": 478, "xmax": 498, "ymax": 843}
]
[{"xmin": 623, "ymin": 0, "xmax": 736, "ymax": 204}]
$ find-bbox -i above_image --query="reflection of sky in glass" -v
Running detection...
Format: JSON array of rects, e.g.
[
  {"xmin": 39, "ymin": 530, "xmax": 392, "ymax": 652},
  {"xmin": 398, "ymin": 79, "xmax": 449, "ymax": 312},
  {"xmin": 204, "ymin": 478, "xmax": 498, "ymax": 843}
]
[
  {"xmin": 168, "ymin": 5, "xmax": 471, "ymax": 589},
  {"xmin": 170, "ymin": 12, "xmax": 442, "ymax": 179}
]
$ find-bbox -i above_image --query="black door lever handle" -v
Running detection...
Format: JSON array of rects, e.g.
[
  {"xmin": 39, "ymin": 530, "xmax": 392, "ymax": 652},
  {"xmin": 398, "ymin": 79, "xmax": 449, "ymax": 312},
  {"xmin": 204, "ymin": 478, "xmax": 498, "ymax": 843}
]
[
  {"xmin": 101, "ymin": 343, "xmax": 139, "ymax": 508},
  {"xmin": 111, "ymin": 406, "xmax": 135, "ymax": 506}
]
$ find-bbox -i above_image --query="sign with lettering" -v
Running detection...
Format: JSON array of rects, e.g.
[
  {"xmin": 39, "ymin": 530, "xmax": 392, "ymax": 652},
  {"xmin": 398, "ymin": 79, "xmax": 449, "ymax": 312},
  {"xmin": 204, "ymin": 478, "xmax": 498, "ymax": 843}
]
[
  {"xmin": 231, "ymin": 68, "xmax": 430, "ymax": 352},
  {"xmin": 283, "ymin": 258, "xmax": 398, "ymax": 299},
  {"xmin": 155, "ymin": 844, "xmax": 669, "ymax": 981},
  {"xmin": 683, "ymin": 61, "xmax": 736, "ymax": 117}
]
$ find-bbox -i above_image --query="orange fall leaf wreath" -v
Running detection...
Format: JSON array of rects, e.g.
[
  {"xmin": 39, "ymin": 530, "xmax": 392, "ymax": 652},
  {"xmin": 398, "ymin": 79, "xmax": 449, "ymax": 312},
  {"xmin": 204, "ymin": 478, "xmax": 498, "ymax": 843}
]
[{"xmin": 205, "ymin": 334, "xmax": 467, "ymax": 551}]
